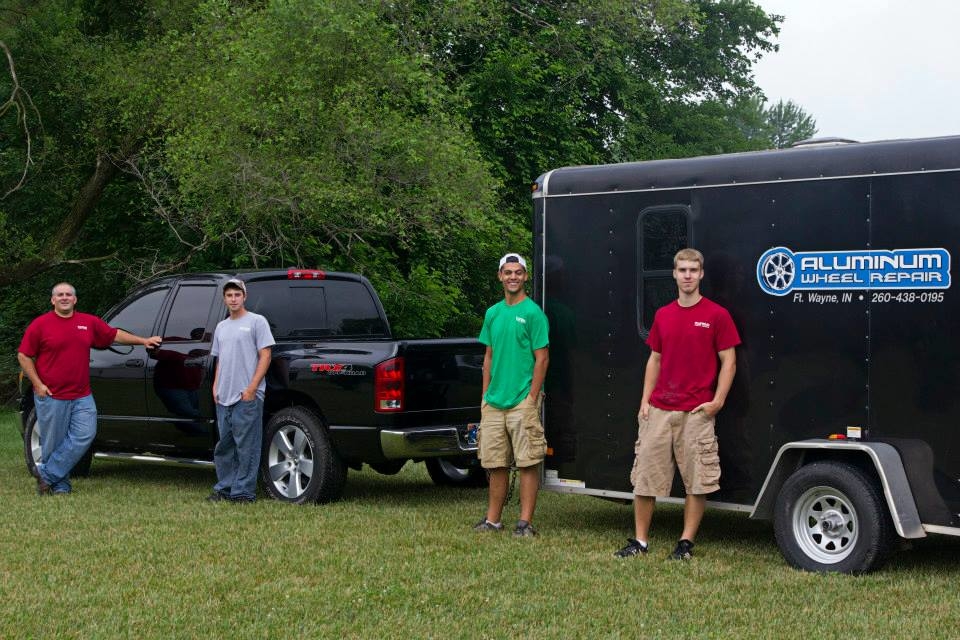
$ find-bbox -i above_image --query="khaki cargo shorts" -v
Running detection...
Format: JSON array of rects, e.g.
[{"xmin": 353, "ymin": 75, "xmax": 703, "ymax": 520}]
[
  {"xmin": 478, "ymin": 395, "xmax": 547, "ymax": 469},
  {"xmin": 630, "ymin": 405, "xmax": 720, "ymax": 496}
]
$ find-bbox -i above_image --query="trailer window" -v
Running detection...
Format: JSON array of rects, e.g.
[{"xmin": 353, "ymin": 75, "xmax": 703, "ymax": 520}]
[{"xmin": 637, "ymin": 206, "xmax": 689, "ymax": 336}]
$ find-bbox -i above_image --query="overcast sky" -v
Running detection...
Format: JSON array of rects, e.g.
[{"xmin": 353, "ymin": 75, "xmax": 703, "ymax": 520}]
[{"xmin": 751, "ymin": 0, "xmax": 960, "ymax": 142}]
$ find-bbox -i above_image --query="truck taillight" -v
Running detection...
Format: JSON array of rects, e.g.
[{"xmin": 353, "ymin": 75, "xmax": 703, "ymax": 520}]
[{"xmin": 375, "ymin": 357, "xmax": 404, "ymax": 412}]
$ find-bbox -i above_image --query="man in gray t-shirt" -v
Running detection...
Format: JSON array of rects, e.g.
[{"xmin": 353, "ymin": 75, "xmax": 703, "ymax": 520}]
[{"xmin": 208, "ymin": 278, "xmax": 275, "ymax": 502}]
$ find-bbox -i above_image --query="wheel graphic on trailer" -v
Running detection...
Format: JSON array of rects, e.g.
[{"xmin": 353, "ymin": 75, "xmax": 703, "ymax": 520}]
[{"xmin": 759, "ymin": 249, "xmax": 795, "ymax": 294}]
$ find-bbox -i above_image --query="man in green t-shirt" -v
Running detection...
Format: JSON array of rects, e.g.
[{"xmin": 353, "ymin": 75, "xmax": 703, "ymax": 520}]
[{"xmin": 474, "ymin": 253, "xmax": 550, "ymax": 537}]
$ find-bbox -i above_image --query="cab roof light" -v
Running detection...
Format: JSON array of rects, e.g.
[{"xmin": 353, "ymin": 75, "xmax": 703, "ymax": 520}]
[{"xmin": 288, "ymin": 268, "xmax": 326, "ymax": 280}]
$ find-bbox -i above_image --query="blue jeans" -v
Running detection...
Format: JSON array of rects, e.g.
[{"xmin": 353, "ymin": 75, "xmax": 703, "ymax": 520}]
[
  {"xmin": 34, "ymin": 394, "xmax": 97, "ymax": 493},
  {"xmin": 213, "ymin": 399, "xmax": 264, "ymax": 499}
]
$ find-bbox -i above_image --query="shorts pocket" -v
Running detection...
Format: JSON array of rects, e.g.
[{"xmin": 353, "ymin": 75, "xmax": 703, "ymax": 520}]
[
  {"xmin": 697, "ymin": 436, "xmax": 721, "ymax": 486},
  {"xmin": 520, "ymin": 412, "xmax": 547, "ymax": 462}
]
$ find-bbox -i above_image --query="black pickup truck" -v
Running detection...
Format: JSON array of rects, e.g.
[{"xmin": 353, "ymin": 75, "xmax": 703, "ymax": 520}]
[{"xmin": 18, "ymin": 269, "xmax": 485, "ymax": 503}]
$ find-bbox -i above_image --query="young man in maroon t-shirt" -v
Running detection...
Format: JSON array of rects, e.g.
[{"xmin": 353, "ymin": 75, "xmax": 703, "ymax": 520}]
[
  {"xmin": 18, "ymin": 282, "xmax": 161, "ymax": 495},
  {"xmin": 615, "ymin": 249, "xmax": 740, "ymax": 560}
]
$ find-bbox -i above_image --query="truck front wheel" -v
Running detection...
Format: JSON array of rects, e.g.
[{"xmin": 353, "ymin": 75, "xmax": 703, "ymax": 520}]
[
  {"xmin": 425, "ymin": 457, "xmax": 487, "ymax": 487},
  {"xmin": 773, "ymin": 461, "xmax": 894, "ymax": 574},
  {"xmin": 261, "ymin": 407, "xmax": 346, "ymax": 504}
]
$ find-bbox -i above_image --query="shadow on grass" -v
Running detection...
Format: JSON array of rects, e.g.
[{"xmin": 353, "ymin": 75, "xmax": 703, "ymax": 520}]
[
  {"xmin": 82, "ymin": 457, "xmax": 484, "ymax": 506},
  {"xmin": 885, "ymin": 534, "xmax": 960, "ymax": 573}
]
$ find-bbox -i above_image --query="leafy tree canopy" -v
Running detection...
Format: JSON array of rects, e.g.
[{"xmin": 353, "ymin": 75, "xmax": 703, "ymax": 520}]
[
  {"xmin": 732, "ymin": 95, "xmax": 818, "ymax": 149},
  {"xmin": 0, "ymin": 0, "xmax": 787, "ymax": 390}
]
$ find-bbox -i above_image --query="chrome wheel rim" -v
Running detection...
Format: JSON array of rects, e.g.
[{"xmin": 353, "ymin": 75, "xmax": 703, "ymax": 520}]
[
  {"xmin": 30, "ymin": 418, "xmax": 42, "ymax": 466},
  {"xmin": 267, "ymin": 424, "xmax": 314, "ymax": 499},
  {"xmin": 792, "ymin": 485, "xmax": 859, "ymax": 564}
]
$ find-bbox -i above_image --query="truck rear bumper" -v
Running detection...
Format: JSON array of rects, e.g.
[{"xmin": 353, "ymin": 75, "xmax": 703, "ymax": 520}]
[{"xmin": 380, "ymin": 425, "xmax": 478, "ymax": 459}]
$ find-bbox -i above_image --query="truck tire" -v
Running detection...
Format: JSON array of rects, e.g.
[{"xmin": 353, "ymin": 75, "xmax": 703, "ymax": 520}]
[
  {"xmin": 425, "ymin": 457, "xmax": 487, "ymax": 487},
  {"xmin": 774, "ymin": 461, "xmax": 894, "ymax": 574},
  {"xmin": 261, "ymin": 406, "xmax": 346, "ymax": 504},
  {"xmin": 23, "ymin": 408, "xmax": 93, "ymax": 479}
]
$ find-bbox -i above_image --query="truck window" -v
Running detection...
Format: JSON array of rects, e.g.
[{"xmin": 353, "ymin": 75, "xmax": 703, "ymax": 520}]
[
  {"xmin": 246, "ymin": 279, "xmax": 388, "ymax": 339},
  {"xmin": 105, "ymin": 287, "xmax": 170, "ymax": 338},
  {"xmin": 637, "ymin": 206, "xmax": 689, "ymax": 336},
  {"xmin": 162, "ymin": 284, "xmax": 215, "ymax": 342},
  {"xmin": 324, "ymin": 280, "xmax": 388, "ymax": 337}
]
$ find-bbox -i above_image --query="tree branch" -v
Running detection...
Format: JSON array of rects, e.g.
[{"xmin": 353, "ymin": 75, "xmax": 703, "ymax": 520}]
[{"xmin": 0, "ymin": 40, "xmax": 42, "ymax": 199}]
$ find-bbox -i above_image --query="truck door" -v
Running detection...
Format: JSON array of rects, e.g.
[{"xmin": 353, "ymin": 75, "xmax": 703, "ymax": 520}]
[
  {"xmin": 144, "ymin": 281, "xmax": 218, "ymax": 455},
  {"xmin": 91, "ymin": 285, "xmax": 171, "ymax": 449}
]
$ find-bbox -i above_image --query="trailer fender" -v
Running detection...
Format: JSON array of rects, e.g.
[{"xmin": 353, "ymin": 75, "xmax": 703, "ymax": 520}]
[{"xmin": 749, "ymin": 439, "xmax": 925, "ymax": 539}]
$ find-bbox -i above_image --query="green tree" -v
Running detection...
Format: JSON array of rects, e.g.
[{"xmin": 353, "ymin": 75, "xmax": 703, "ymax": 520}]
[
  {"xmin": 382, "ymin": 0, "xmax": 781, "ymax": 214},
  {"xmin": 766, "ymin": 98, "xmax": 818, "ymax": 148},
  {"xmin": 731, "ymin": 95, "xmax": 818, "ymax": 149}
]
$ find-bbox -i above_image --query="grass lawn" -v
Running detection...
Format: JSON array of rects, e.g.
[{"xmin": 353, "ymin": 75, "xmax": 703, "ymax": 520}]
[{"xmin": 1, "ymin": 410, "xmax": 959, "ymax": 639}]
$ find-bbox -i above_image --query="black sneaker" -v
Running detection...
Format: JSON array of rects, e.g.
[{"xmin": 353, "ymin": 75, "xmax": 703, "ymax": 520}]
[
  {"xmin": 513, "ymin": 520, "xmax": 538, "ymax": 537},
  {"xmin": 614, "ymin": 538, "xmax": 648, "ymax": 558},
  {"xmin": 228, "ymin": 494, "xmax": 256, "ymax": 503},
  {"xmin": 669, "ymin": 539, "xmax": 695, "ymax": 560},
  {"xmin": 205, "ymin": 490, "xmax": 229, "ymax": 502},
  {"xmin": 473, "ymin": 518, "xmax": 504, "ymax": 532}
]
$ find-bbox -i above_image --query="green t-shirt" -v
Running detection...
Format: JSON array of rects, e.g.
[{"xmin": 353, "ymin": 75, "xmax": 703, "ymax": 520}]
[{"xmin": 478, "ymin": 296, "xmax": 550, "ymax": 410}]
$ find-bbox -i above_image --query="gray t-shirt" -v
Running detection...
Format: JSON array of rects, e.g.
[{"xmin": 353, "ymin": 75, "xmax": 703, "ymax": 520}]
[{"xmin": 211, "ymin": 311, "xmax": 276, "ymax": 406}]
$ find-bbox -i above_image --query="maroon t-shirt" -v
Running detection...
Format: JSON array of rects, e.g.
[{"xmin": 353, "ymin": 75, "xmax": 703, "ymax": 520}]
[
  {"xmin": 646, "ymin": 297, "xmax": 741, "ymax": 412},
  {"xmin": 18, "ymin": 311, "xmax": 118, "ymax": 400}
]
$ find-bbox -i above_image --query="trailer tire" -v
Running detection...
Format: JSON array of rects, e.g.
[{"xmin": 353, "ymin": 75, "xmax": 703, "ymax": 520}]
[
  {"xmin": 23, "ymin": 408, "xmax": 93, "ymax": 479},
  {"xmin": 425, "ymin": 457, "xmax": 487, "ymax": 487},
  {"xmin": 261, "ymin": 407, "xmax": 346, "ymax": 504},
  {"xmin": 774, "ymin": 461, "xmax": 894, "ymax": 574}
]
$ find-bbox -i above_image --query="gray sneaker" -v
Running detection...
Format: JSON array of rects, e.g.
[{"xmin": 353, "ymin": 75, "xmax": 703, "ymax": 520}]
[
  {"xmin": 474, "ymin": 518, "xmax": 504, "ymax": 532},
  {"xmin": 513, "ymin": 520, "xmax": 538, "ymax": 537}
]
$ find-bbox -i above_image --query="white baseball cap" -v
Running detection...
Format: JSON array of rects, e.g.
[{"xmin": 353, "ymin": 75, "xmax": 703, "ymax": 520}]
[{"xmin": 498, "ymin": 253, "xmax": 528, "ymax": 270}]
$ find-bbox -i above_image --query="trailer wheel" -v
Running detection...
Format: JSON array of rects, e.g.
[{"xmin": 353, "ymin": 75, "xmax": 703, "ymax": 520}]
[
  {"xmin": 774, "ymin": 461, "xmax": 894, "ymax": 574},
  {"xmin": 425, "ymin": 457, "xmax": 487, "ymax": 487},
  {"xmin": 23, "ymin": 408, "xmax": 93, "ymax": 479},
  {"xmin": 261, "ymin": 407, "xmax": 346, "ymax": 504}
]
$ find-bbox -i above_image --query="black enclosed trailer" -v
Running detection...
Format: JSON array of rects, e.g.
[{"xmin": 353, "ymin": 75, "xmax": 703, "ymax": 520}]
[{"xmin": 532, "ymin": 136, "xmax": 960, "ymax": 573}]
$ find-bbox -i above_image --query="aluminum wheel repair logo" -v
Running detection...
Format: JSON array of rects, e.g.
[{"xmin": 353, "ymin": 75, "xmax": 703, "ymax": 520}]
[{"xmin": 756, "ymin": 246, "xmax": 951, "ymax": 296}]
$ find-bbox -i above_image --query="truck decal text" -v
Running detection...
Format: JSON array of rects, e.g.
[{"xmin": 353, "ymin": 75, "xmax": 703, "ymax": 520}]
[{"xmin": 310, "ymin": 363, "xmax": 367, "ymax": 376}]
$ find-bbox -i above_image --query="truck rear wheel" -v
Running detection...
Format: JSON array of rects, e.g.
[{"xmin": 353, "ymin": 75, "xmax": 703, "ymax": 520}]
[
  {"xmin": 261, "ymin": 407, "xmax": 346, "ymax": 504},
  {"xmin": 425, "ymin": 457, "xmax": 487, "ymax": 487},
  {"xmin": 774, "ymin": 461, "xmax": 894, "ymax": 574},
  {"xmin": 23, "ymin": 408, "xmax": 93, "ymax": 479}
]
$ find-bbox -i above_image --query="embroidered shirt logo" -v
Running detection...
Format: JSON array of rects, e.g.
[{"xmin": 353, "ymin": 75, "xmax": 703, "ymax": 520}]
[
  {"xmin": 694, "ymin": 321, "xmax": 711, "ymax": 329},
  {"xmin": 239, "ymin": 327, "xmax": 251, "ymax": 332},
  {"xmin": 516, "ymin": 317, "xmax": 526, "ymax": 324},
  {"xmin": 76, "ymin": 325, "xmax": 88, "ymax": 330}
]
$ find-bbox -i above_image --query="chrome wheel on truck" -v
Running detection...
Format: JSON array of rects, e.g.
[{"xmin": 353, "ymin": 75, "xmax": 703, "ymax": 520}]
[
  {"xmin": 774, "ymin": 462, "xmax": 894, "ymax": 574},
  {"xmin": 261, "ymin": 407, "xmax": 346, "ymax": 504}
]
